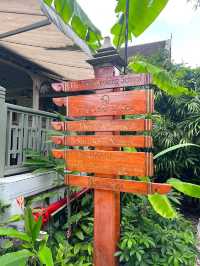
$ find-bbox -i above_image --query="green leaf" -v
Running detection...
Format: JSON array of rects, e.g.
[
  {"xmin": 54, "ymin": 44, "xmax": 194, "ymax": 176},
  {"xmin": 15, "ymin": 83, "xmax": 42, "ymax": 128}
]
[
  {"xmin": 55, "ymin": 0, "xmax": 74, "ymax": 23},
  {"xmin": 112, "ymin": 0, "xmax": 169, "ymax": 46},
  {"xmin": 75, "ymin": 230, "xmax": 84, "ymax": 240},
  {"xmin": 38, "ymin": 245, "xmax": 54, "ymax": 266},
  {"xmin": 167, "ymin": 178, "xmax": 200, "ymax": 198},
  {"xmin": 0, "ymin": 250, "xmax": 33, "ymax": 266},
  {"xmin": 32, "ymin": 216, "xmax": 42, "ymax": 242},
  {"xmin": 130, "ymin": 0, "xmax": 169, "ymax": 37},
  {"xmin": 129, "ymin": 59, "xmax": 196, "ymax": 97},
  {"xmin": 0, "ymin": 240, "xmax": 13, "ymax": 249},
  {"xmin": 24, "ymin": 207, "xmax": 35, "ymax": 239},
  {"xmin": 43, "ymin": 0, "xmax": 102, "ymax": 51},
  {"xmin": 154, "ymin": 143, "xmax": 200, "ymax": 159},
  {"xmin": 44, "ymin": 0, "xmax": 53, "ymax": 5},
  {"xmin": 148, "ymin": 194, "xmax": 177, "ymax": 218},
  {"xmin": 0, "ymin": 228, "xmax": 31, "ymax": 242},
  {"xmin": 6, "ymin": 214, "xmax": 23, "ymax": 224}
]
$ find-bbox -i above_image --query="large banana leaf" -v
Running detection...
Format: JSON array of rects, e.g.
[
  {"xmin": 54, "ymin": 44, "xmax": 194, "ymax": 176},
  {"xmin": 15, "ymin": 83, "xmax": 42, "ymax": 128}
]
[
  {"xmin": 0, "ymin": 250, "xmax": 33, "ymax": 266},
  {"xmin": 40, "ymin": 0, "xmax": 102, "ymax": 55},
  {"xmin": 112, "ymin": 0, "xmax": 169, "ymax": 46},
  {"xmin": 148, "ymin": 194, "xmax": 177, "ymax": 218},
  {"xmin": 168, "ymin": 178, "xmax": 200, "ymax": 198},
  {"xmin": 129, "ymin": 58, "xmax": 196, "ymax": 97}
]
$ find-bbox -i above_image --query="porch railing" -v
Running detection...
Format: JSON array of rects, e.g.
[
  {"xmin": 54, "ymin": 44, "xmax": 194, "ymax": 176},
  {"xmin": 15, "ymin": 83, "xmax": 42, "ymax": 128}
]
[{"xmin": 0, "ymin": 86, "xmax": 57, "ymax": 177}]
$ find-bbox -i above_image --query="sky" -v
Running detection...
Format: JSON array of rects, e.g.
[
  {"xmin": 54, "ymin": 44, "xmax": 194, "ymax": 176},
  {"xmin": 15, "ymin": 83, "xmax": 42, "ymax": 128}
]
[{"xmin": 78, "ymin": 0, "xmax": 200, "ymax": 67}]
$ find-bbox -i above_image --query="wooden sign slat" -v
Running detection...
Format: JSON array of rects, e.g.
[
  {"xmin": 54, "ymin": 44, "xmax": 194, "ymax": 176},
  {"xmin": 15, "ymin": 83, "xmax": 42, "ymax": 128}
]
[
  {"xmin": 52, "ymin": 149, "xmax": 154, "ymax": 176},
  {"xmin": 53, "ymin": 90, "xmax": 154, "ymax": 117},
  {"xmin": 51, "ymin": 135, "xmax": 153, "ymax": 148},
  {"xmin": 51, "ymin": 119, "xmax": 152, "ymax": 132},
  {"xmin": 52, "ymin": 74, "xmax": 151, "ymax": 92},
  {"xmin": 65, "ymin": 174, "xmax": 171, "ymax": 195}
]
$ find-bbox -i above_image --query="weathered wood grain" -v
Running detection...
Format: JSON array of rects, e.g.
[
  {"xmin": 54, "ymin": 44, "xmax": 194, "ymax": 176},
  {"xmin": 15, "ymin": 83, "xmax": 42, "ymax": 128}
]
[
  {"xmin": 65, "ymin": 174, "xmax": 171, "ymax": 195},
  {"xmin": 52, "ymin": 149, "xmax": 154, "ymax": 176},
  {"xmin": 52, "ymin": 73, "xmax": 152, "ymax": 92},
  {"xmin": 51, "ymin": 135, "xmax": 153, "ymax": 148},
  {"xmin": 53, "ymin": 90, "xmax": 154, "ymax": 117},
  {"xmin": 51, "ymin": 119, "xmax": 152, "ymax": 132}
]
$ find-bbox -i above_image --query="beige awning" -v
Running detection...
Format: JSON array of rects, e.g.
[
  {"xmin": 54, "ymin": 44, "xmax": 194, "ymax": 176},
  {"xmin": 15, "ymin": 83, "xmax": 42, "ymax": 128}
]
[{"xmin": 0, "ymin": 0, "xmax": 94, "ymax": 80}]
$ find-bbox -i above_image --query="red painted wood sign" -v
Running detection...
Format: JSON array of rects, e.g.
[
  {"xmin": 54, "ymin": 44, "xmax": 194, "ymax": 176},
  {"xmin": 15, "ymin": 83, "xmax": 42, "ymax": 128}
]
[{"xmin": 51, "ymin": 72, "xmax": 171, "ymax": 266}]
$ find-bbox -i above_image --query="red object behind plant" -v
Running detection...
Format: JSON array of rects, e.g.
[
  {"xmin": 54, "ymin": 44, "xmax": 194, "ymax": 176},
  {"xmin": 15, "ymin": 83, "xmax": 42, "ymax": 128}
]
[{"xmin": 33, "ymin": 188, "xmax": 89, "ymax": 225}]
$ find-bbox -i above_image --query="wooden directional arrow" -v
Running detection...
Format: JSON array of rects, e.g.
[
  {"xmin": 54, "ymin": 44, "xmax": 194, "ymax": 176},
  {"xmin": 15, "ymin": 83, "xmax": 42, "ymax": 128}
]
[
  {"xmin": 51, "ymin": 135, "xmax": 153, "ymax": 148},
  {"xmin": 52, "ymin": 149, "xmax": 154, "ymax": 177},
  {"xmin": 53, "ymin": 90, "xmax": 154, "ymax": 117},
  {"xmin": 52, "ymin": 73, "xmax": 152, "ymax": 92},
  {"xmin": 51, "ymin": 119, "xmax": 152, "ymax": 132}
]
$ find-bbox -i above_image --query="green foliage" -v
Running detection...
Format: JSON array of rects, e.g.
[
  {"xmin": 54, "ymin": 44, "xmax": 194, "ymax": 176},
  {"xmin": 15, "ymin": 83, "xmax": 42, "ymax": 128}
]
[
  {"xmin": 129, "ymin": 57, "xmax": 196, "ymax": 96},
  {"xmin": 47, "ymin": 194, "xmax": 198, "ymax": 266},
  {"xmin": 43, "ymin": 0, "xmax": 170, "ymax": 50},
  {"xmin": 24, "ymin": 207, "xmax": 42, "ymax": 242},
  {"xmin": 38, "ymin": 245, "xmax": 54, "ymax": 266},
  {"xmin": 148, "ymin": 194, "xmax": 177, "ymax": 218},
  {"xmin": 43, "ymin": 0, "xmax": 102, "ymax": 50},
  {"xmin": 0, "ymin": 250, "xmax": 33, "ymax": 266},
  {"xmin": 168, "ymin": 178, "xmax": 200, "ymax": 198},
  {"xmin": 130, "ymin": 52, "xmax": 200, "ymax": 192},
  {"xmin": 117, "ymin": 197, "xmax": 198, "ymax": 266},
  {"xmin": 0, "ymin": 228, "xmax": 31, "ymax": 243},
  {"xmin": 0, "ymin": 207, "xmax": 53, "ymax": 266},
  {"xmin": 112, "ymin": 0, "xmax": 169, "ymax": 47},
  {"xmin": 49, "ymin": 193, "xmax": 94, "ymax": 266},
  {"xmin": 154, "ymin": 143, "xmax": 200, "ymax": 159},
  {"xmin": 24, "ymin": 150, "xmax": 65, "ymax": 176}
]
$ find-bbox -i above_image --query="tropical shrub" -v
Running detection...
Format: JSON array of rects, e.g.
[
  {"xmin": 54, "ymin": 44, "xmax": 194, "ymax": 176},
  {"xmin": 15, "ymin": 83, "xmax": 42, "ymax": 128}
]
[
  {"xmin": 49, "ymin": 192, "xmax": 93, "ymax": 266},
  {"xmin": 129, "ymin": 54, "xmax": 200, "ymax": 185},
  {"xmin": 0, "ymin": 208, "xmax": 54, "ymax": 266},
  {"xmin": 116, "ymin": 196, "xmax": 198, "ymax": 266},
  {"xmin": 46, "ymin": 194, "xmax": 198, "ymax": 266}
]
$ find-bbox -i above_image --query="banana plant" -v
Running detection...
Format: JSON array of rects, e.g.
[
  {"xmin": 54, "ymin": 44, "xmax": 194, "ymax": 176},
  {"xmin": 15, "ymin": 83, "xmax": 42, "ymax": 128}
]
[
  {"xmin": 129, "ymin": 57, "xmax": 197, "ymax": 97},
  {"xmin": 41, "ymin": 0, "xmax": 171, "ymax": 52},
  {"xmin": 112, "ymin": 0, "xmax": 169, "ymax": 47},
  {"xmin": 149, "ymin": 143, "xmax": 200, "ymax": 218},
  {"xmin": 0, "ymin": 208, "xmax": 54, "ymax": 266}
]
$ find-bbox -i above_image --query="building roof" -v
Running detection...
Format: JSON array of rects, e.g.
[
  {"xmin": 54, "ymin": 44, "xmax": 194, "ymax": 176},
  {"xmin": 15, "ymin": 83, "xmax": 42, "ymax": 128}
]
[
  {"xmin": 0, "ymin": 0, "xmax": 93, "ymax": 81},
  {"xmin": 120, "ymin": 40, "xmax": 171, "ymax": 60},
  {"xmin": 0, "ymin": 0, "xmax": 171, "ymax": 82}
]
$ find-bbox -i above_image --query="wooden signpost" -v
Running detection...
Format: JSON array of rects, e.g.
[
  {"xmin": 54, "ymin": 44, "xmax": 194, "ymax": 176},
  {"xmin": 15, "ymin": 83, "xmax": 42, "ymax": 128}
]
[{"xmin": 51, "ymin": 44, "xmax": 171, "ymax": 266}]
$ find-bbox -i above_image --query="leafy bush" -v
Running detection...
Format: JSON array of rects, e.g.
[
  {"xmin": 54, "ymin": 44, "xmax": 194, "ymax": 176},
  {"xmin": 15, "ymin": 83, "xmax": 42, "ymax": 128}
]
[
  {"xmin": 0, "ymin": 208, "xmax": 54, "ymax": 266},
  {"xmin": 117, "ymin": 196, "xmax": 198, "ymax": 266},
  {"xmin": 48, "ymin": 192, "xmax": 94, "ymax": 266},
  {"xmin": 46, "ymin": 193, "xmax": 198, "ymax": 266}
]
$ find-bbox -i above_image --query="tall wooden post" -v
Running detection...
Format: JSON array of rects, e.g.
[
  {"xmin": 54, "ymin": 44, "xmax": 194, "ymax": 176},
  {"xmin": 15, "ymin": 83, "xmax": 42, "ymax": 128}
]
[
  {"xmin": 0, "ymin": 86, "xmax": 7, "ymax": 178},
  {"xmin": 87, "ymin": 37, "xmax": 125, "ymax": 266}
]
